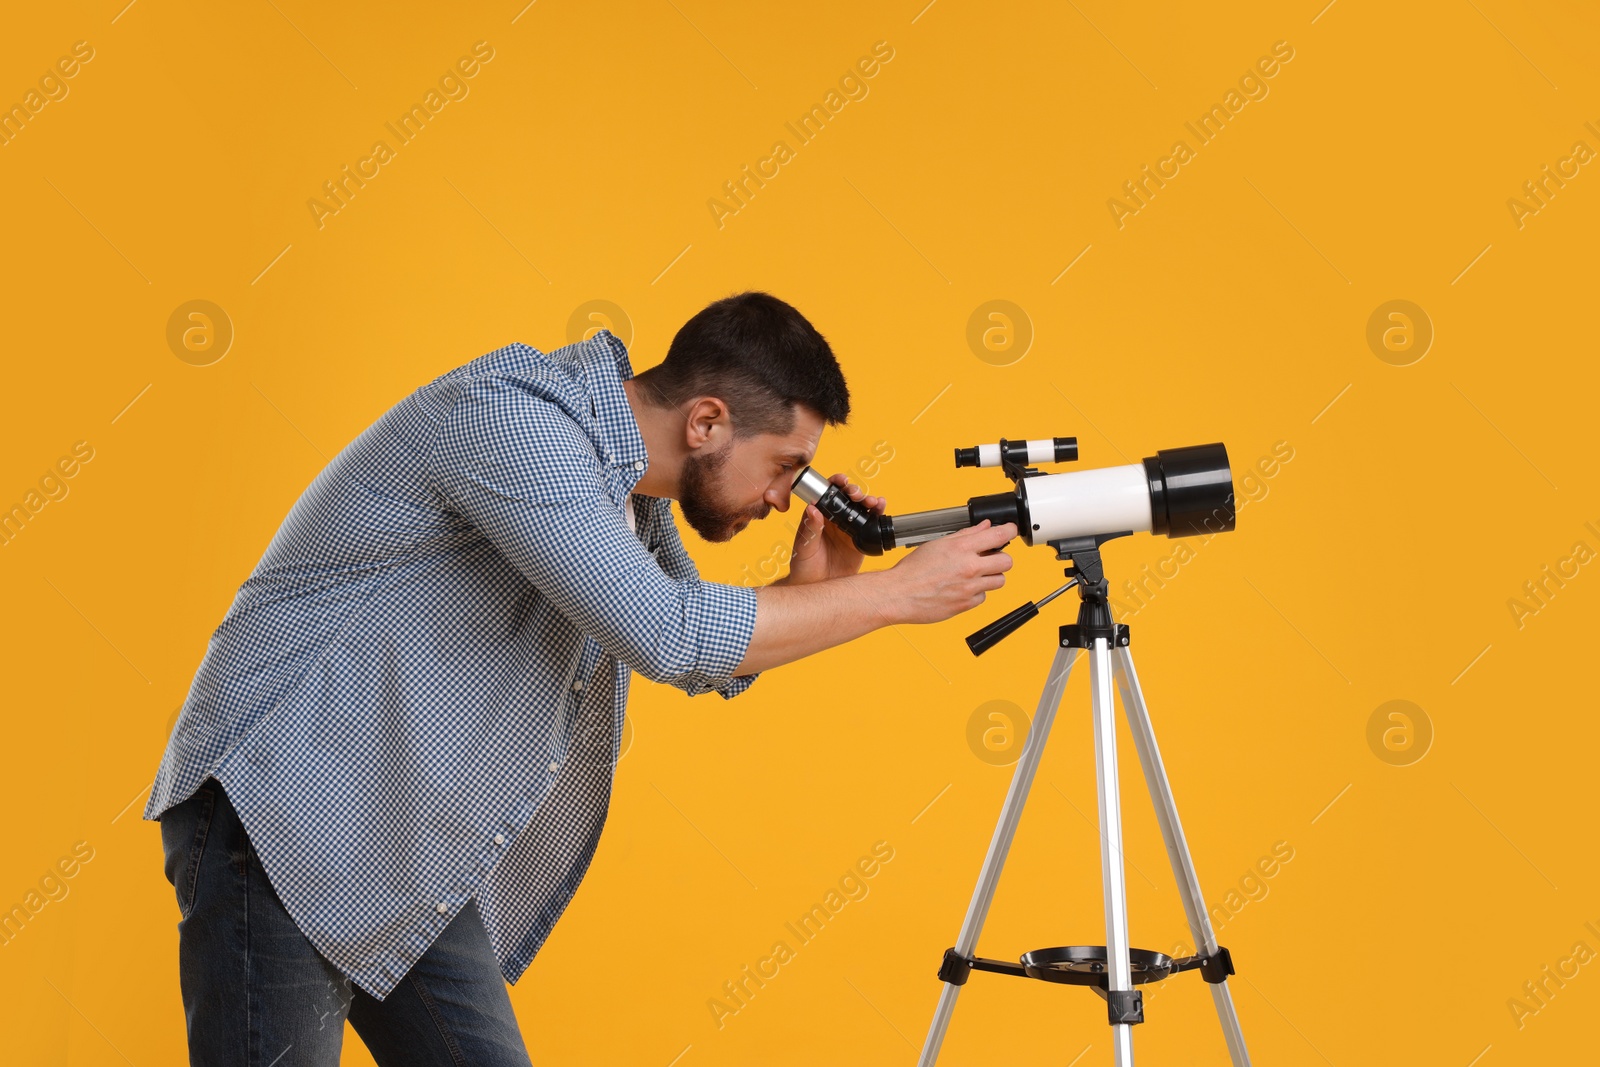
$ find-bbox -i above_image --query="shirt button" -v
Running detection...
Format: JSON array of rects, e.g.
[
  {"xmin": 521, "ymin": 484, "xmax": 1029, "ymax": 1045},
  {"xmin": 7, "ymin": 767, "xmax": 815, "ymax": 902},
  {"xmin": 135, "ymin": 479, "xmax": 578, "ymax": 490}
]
[
  {"xmin": 548, "ymin": 761, "xmax": 560, "ymax": 773},
  {"xmin": 572, "ymin": 679, "xmax": 585, "ymax": 692},
  {"xmin": 494, "ymin": 833, "xmax": 506, "ymax": 845},
  {"xmin": 436, "ymin": 902, "xmax": 448, "ymax": 915},
  {"xmin": 632, "ymin": 459, "xmax": 645, "ymax": 471}
]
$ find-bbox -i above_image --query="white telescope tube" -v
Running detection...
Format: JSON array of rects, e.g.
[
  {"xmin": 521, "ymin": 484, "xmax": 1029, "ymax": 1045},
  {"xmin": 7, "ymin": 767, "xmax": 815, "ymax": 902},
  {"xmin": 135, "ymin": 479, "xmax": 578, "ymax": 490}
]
[{"xmin": 1022, "ymin": 463, "xmax": 1153, "ymax": 545}]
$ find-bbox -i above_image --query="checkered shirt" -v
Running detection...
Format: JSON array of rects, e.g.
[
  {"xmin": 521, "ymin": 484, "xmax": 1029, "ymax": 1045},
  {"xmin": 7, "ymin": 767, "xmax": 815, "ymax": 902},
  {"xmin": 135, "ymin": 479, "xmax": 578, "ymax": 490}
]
[{"xmin": 142, "ymin": 330, "xmax": 761, "ymax": 1000}]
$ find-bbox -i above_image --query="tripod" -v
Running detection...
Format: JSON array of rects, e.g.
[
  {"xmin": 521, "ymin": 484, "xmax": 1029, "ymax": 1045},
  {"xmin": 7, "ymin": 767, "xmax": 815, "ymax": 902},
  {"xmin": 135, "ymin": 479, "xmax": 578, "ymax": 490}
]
[{"xmin": 917, "ymin": 534, "xmax": 1251, "ymax": 1067}]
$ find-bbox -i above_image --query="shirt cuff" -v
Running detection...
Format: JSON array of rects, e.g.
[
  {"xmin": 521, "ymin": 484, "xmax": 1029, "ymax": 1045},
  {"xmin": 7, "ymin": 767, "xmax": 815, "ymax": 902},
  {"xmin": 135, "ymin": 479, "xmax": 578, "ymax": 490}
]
[{"xmin": 676, "ymin": 579, "xmax": 760, "ymax": 698}]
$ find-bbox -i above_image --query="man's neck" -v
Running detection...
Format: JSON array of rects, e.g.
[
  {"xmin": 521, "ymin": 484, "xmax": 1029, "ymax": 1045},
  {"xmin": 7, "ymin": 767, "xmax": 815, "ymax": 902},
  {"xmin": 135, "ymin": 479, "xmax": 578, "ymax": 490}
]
[{"xmin": 621, "ymin": 378, "xmax": 684, "ymax": 499}]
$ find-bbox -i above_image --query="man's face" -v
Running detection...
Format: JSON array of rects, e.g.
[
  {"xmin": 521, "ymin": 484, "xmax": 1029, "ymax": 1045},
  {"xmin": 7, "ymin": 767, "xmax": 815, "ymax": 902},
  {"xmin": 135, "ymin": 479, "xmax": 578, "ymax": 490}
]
[{"xmin": 678, "ymin": 404, "xmax": 825, "ymax": 543}]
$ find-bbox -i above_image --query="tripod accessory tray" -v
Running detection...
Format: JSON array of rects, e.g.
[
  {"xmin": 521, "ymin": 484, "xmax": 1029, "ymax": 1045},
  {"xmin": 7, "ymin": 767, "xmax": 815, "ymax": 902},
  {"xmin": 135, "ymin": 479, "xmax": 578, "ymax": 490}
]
[{"xmin": 937, "ymin": 943, "xmax": 1236, "ymax": 1026}]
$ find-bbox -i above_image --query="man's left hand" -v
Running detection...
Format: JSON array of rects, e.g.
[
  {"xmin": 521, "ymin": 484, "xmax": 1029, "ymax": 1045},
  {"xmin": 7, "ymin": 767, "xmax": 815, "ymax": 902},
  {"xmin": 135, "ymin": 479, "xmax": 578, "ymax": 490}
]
[{"xmin": 779, "ymin": 473, "xmax": 886, "ymax": 585}]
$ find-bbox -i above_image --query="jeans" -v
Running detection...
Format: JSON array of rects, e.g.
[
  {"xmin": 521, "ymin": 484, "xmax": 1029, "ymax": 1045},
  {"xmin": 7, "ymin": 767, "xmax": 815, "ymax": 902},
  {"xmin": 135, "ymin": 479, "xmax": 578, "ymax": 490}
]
[{"xmin": 159, "ymin": 775, "xmax": 534, "ymax": 1067}]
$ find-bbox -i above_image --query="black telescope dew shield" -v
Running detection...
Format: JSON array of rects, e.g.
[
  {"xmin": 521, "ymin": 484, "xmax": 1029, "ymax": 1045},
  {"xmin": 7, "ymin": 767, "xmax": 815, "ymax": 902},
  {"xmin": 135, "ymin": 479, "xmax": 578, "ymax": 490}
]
[{"xmin": 790, "ymin": 441, "xmax": 1236, "ymax": 555}]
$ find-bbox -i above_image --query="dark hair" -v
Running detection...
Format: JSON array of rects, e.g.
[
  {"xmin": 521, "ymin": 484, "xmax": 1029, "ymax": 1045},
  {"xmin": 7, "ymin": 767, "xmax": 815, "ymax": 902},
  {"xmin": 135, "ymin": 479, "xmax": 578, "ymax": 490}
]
[{"xmin": 633, "ymin": 291, "xmax": 849, "ymax": 436}]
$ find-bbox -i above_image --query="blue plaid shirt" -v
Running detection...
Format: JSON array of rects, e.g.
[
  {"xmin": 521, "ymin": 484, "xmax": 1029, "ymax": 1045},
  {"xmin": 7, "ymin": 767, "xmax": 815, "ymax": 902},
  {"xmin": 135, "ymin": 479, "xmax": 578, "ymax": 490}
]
[{"xmin": 142, "ymin": 330, "xmax": 761, "ymax": 1000}]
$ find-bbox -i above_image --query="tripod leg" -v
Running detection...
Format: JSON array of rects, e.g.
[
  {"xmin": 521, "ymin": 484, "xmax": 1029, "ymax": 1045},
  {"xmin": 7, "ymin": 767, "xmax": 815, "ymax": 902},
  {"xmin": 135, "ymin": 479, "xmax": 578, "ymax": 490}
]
[
  {"xmin": 1090, "ymin": 638, "xmax": 1137, "ymax": 1067},
  {"xmin": 917, "ymin": 643, "xmax": 1080, "ymax": 1067},
  {"xmin": 1112, "ymin": 645, "xmax": 1251, "ymax": 1067}
]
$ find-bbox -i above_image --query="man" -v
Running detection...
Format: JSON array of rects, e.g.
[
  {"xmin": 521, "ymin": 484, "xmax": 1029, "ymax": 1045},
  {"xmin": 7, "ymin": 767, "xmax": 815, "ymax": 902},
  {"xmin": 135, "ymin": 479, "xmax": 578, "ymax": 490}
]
[{"xmin": 145, "ymin": 290, "xmax": 1016, "ymax": 1065}]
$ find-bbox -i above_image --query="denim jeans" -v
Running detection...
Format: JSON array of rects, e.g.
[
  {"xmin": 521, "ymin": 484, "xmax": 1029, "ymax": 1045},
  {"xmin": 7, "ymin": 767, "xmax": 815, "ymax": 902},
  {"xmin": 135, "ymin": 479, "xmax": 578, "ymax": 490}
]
[{"xmin": 159, "ymin": 775, "xmax": 534, "ymax": 1067}]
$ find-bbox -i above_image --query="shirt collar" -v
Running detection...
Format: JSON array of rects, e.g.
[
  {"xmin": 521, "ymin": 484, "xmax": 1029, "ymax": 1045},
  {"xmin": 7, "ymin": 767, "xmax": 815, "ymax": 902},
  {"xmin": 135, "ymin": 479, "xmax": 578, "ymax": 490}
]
[{"xmin": 579, "ymin": 329, "xmax": 650, "ymax": 485}]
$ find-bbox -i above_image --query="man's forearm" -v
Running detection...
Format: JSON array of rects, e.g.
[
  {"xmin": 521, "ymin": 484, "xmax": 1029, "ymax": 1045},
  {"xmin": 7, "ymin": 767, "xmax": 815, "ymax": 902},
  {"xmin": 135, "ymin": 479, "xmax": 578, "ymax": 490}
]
[{"xmin": 732, "ymin": 570, "xmax": 903, "ymax": 675}]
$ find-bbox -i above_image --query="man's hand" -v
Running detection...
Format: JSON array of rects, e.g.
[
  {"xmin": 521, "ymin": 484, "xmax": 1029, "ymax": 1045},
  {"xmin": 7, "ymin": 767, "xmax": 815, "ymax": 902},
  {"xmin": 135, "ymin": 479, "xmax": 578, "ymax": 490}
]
[
  {"xmin": 880, "ymin": 519, "xmax": 1018, "ymax": 623},
  {"xmin": 778, "ymin": 473, "xmax": 886, "ymax": 586},
  {"xmin": 732, "ymin": 519, "xmax": 1018, "ymax": 676}
]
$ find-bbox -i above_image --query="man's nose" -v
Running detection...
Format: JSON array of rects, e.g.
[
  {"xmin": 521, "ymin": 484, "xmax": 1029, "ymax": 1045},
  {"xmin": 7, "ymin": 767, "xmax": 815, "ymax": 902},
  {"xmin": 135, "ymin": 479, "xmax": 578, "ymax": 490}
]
[{"xmin": 765, "ymin": 485, "xmax": 790, "ymax": 513}]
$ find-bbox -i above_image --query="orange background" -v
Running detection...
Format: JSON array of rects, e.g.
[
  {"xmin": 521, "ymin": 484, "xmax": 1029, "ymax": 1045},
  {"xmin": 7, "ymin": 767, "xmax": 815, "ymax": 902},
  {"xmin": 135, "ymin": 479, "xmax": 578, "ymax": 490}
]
[{"xmin": 2, "ymin": 1, "xmax": 1597, "ymax": 1063}]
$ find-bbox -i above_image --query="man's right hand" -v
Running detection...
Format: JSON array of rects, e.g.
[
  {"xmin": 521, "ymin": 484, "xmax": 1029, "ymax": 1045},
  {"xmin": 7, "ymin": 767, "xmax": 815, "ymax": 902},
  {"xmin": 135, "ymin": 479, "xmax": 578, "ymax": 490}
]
[{"xmin": 885, "ymin": 520, "xmax": 1018, "ymax": 624}]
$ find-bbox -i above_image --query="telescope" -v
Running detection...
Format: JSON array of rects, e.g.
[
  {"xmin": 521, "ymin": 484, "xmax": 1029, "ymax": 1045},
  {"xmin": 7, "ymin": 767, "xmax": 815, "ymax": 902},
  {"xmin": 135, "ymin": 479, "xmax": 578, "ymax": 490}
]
[
  {"xmin": 790, "ymin": 437, "xmax": 1236, "ymax": 555},
  {"xmin": 794, "ymin": 440, "xmax": 1258, "ymax": 1065}
]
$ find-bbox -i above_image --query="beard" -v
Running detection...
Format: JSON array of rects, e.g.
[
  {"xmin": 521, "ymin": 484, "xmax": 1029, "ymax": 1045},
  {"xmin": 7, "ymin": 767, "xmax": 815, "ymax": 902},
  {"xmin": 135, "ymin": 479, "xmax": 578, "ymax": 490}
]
[{"xmin": 677, "ymin": 442, "xmax": 768, "ymax": 543}]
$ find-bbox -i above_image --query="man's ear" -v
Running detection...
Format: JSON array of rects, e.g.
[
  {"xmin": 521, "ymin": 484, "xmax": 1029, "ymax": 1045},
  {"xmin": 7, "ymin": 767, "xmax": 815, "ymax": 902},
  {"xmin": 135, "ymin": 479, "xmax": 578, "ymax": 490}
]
[{"xmin": 682, "ymin": 396, "xmax": 731, "ymax": 451}]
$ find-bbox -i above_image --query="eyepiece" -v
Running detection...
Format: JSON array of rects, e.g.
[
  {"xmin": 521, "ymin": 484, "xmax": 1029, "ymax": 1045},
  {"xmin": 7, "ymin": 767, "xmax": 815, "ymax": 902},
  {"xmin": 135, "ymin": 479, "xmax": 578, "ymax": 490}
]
[
  {"xmin": 789, "ymin": 466, "xmax": 893, "ymax": 555},
  {"xmin": 790, "ymin": 467, "xmax": 834, "ymax": 504}
]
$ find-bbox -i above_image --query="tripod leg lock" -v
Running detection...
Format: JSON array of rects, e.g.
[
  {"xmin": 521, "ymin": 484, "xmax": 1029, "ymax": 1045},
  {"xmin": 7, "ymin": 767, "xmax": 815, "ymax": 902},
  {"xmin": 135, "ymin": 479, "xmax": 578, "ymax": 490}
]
[
  {"xmin": 1105, "ymin": 988, "xmax": 1144, "ymax": 1025},
  {"xmin": 1200, "ymin": 945, "xmax": 1235, "ymax": 984},
  {"xmin": 1168, "ymin": 944, "xmax": 1236, "ymax": 983},
  {"xmin": 938, "ymin": 947, "xmax": 972, "ymax": 986}
]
